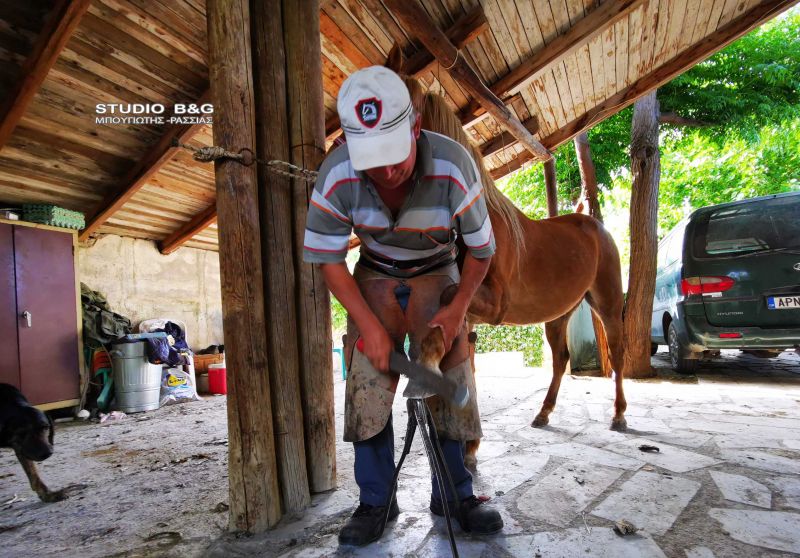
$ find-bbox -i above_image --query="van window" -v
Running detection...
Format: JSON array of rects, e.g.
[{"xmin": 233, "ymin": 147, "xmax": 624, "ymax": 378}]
[
  {"xmin": 665, "ymin": 224, "xmax": 685, "ymax": 265},
  {"xmin": 693, "ymin": 195, "xmax": 800, "ymax": 258}
]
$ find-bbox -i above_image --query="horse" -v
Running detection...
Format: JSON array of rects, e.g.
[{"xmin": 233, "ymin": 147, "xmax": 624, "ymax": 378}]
[{"xmin": 405, "ymin": 77, "xmax": 628, "ymax": 468}]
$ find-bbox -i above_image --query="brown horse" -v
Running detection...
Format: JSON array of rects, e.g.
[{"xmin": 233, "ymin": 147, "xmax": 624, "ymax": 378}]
[{"xmin": 406, "ymin": 79, "xmax": 628, "ymax": 467}]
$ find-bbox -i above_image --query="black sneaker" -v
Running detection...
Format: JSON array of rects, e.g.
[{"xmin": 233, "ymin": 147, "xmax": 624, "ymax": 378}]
[
  {"xmin": 338, "ymin": 499, "xmax": 400, "ymax": 546},
  {"xmin": 430, "ymin": 495, "xmax": 504, "ymax": 535}
]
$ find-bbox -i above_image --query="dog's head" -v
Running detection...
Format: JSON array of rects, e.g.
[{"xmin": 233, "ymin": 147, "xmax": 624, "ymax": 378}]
[{"xmin": 6, "ymin": 407, "xmax": 54, "ymax": 461}]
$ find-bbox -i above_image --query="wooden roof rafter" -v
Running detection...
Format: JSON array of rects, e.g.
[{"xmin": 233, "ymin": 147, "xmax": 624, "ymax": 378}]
[
  {"xmin": 0, "ymin": 0, "xmax": 91, "ymax": 151},
  {"xmin": 158, "ymin": 202, "xmax": 217, "ymax": 255}
]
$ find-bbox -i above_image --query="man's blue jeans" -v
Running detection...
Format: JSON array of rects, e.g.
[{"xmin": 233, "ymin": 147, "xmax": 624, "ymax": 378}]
[{"xmin": 354, "ymin": 413, "xmax": 473, "ymax": 507}]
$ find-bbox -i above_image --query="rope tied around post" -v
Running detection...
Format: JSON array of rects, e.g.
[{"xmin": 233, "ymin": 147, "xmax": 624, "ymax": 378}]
[{"xmin": 172, "ymin": 139, "xmax": 320, "ymax": 183}]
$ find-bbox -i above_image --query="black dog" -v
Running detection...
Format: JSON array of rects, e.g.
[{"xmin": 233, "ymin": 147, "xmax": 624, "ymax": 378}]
[{"xmin": 0, "ymin": 383, "xmax": 73, "ymax": 502}]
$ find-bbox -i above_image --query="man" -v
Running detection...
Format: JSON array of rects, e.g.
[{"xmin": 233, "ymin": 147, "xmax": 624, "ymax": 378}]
[{"xmin": 303, "ymin": 66, "xmax": 502, "ymax": 546}]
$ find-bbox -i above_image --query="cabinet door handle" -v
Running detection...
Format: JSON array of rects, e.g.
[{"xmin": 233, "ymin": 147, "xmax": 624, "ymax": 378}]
[{"xmin": 22, "ymin": 310, "xmax": 32, "ymax": 328}]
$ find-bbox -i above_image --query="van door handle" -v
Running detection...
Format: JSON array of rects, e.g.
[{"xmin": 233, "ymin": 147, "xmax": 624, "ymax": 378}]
[{"xmin": 22, "ymin": 310, "xmax": 32, "ymax": 328}]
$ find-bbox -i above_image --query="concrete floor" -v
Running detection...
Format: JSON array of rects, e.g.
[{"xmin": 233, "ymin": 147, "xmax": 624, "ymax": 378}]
[{"xmin": 1, "ymin": 349, "xmax": 799, "ymax": 557}]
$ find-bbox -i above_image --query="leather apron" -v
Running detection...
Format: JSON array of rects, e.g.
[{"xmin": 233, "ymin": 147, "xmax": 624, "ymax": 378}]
[{"xmin": 343, "ymin": 262, "xmax": 482, "ymax": 443}]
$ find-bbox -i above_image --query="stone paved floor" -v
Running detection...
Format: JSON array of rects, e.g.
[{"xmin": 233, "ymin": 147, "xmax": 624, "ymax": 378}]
[
  {"xmin": 2, "ymin": 349, "xmax": 799, "ymax": 557},
  {"xmin": 252, "ymin": 349, "xmax": 800, "ymax": 558}
]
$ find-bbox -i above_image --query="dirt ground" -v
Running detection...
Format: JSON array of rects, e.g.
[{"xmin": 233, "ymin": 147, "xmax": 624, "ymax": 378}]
[{"xmin": 1, "ymin": 349, "xmax": 799, "ymax": 557}]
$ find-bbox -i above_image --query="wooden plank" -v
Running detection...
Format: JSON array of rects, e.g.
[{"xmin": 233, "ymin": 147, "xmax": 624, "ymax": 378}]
[
  {"xmin": 614, "ymin": 17, "xmax": 629, "ymax": 88},
  {"xmin": 549, "ymin": 0, "xmax": 572, "ymax": 34},
  {"xmin": 0, "ymin": 0, "xmax": 90, "ymax": 151},
  {"xmin": 158, "ymin": 204, "xmax": 216, "ymax": 255},
  {"xmin": 319, "ymin": 11, "xmax": 372, "ymax": 68},
  {"xmin": 600, "ymin": 24, "xmax": 616, "ymax": 97},
  {"xmin": 337, "ymin": 0, "xmax": 394, "ymax": 56},
  {"xmin": 705, "ymin": 0, "xmax": 729, "ymax": 35},
  {"xmin": 718, "ymin": 0, "xmax": 746, "ymax": 26},
  {"xmin": 207, "ymin": 0, "xmax": 282, "ymax": 532},
  {"xmin": 79, "ymin": 94, "xmax": 208, "ymax": 241},
  {"xmin": 550, "ymin": 63, "xmax": 575, "ymax": 124},
  {"xmin": 677, "ymin": 0, "xmax": 701, "ymax": 52},
  {"xmin": 323, "ymin": 1, "xmax": 385, "ymax": 64},
  {"xmin": 626, "ymin": 2, "xmax": 645, "ymax": 83},
  {"xmin": 496, "ymin": 0, "xmax": 532, "ymax": 59},
  {"xmin": 665, "ymin": 0, "xmax": 689, "ymax": 61},
  {"xmin": 483, "ymin": 0, "xmax": 522, "ymax": 70},
  {"xmin": 587, "ymin": 32, "xmax": 606, "ymax": 104},
  {"xmin": 386, "ymin": 0, "xmax": 551, "ymax": 159},
  {"xmin": 88, "ymin": 1, "xmax": 206, "ymax": 77},
  {"xmin": 638, "ymin": 0, "xmax": 662, "ymax": 74},
  {"xmin": 563, "ymin": 53, "xmax": 586, "ymax": 116},
  {"xmin": 691, "ymin": 0, "xmax": 718, "ymax": 44},
  {"xmin": 650, "ymin": 0, "xmax": 671, "ymax": 68},
  {"xmin": 358, "ymin": 0, "xmax": 411, "ymax": 52}
]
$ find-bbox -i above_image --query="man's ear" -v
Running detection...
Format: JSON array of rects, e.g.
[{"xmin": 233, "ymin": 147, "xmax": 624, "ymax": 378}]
[{"xmin": 412, "ymin": 113, "xmax": 422, "ymax": 139}]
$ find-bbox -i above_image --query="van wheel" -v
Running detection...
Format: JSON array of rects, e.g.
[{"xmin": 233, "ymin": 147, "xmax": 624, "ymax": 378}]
[{"xmin": 668, "ymin": 322, "xmax": 698, "ymax": 374}]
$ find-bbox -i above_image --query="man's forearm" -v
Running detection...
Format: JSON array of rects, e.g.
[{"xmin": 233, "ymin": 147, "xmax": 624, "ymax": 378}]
[
  {"xmin": 320, "ymin": 262, "xmax": 382, "ymax": 334},
  {"xmin": 452, "ymin": 252, "xmax": 492, "ymax": 311}
]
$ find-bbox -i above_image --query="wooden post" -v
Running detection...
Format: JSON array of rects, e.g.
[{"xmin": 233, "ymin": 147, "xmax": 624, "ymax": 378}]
[
  {"xmin": 285, "ymin": 0, "xmax": 337, "ymax": 493},
  {"xmin": 544, "ymin": 158, "xmax": 558, "ymax": 217},
  {"xmin": 251, "ymin": 0, "xmax": 311, "ymax": 513},
  {"xmin": 574, "ymin": 131, "xmax": 612, "ymax": 378},
  {"xmin": 207, "ymin": 0, "xmax": 281, "ymax": 531},
  {"xmin": 623, "ymin": 91, "xmax": 660, "ymax": 379}
]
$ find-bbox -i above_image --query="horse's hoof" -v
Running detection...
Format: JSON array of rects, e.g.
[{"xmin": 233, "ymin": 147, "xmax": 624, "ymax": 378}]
[
  {"xmin": 610, "ymin": 417, "xmax": 628, "ymax": 432},
  {"xmin": 532, "ymin": 414, "xmax": 549, "ymax": 428},
  {"xmin": 464, "ymin": 454, "xmax": 477, "ymax": 471}
]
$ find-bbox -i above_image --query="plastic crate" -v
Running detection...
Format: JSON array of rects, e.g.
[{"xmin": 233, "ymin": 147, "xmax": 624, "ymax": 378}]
[{"xmin": 22, "ymin": 204, "xmax": 85, "ymax": 230}]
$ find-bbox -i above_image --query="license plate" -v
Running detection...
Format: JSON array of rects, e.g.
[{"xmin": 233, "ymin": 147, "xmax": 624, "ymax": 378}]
[{"xmin": 767, "ymin": 295, "xmax": 800, "ymax": 309}]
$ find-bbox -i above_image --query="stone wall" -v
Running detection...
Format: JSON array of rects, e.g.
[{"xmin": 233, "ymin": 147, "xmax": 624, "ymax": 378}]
[{"xmin": 77, "ymin": 235, "xmax": 223, "ymax": 351}]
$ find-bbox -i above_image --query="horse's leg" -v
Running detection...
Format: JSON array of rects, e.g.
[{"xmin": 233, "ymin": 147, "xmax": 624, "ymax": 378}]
[
  {"xmin": 586, "ymin": 245, "xmax": 628, "ymax": 431},
  {"xmin": 532, "ymin": 314, "xmax": 572, "ymax": 428}
]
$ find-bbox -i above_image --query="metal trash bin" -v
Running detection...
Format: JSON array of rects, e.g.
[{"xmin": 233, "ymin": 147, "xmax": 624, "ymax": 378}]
[{"xmin": 110, "ymin": 341, "xmax": 162, "ymax": 413}]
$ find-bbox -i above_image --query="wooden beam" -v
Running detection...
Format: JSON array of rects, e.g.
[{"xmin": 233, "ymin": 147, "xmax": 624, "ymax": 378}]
[
  {"xmin": 324, "ymin": 6, "xmax": 488, "ymax": 138},
  {"xmin": 540, "ymin": 0, "xmax": 800, "ymax": 152},
  {"xmin": 480, "ymin": 117, "xmax": 539, "ymax": 158},
  {"xmin": 384, "ymin": 0, "xmax": 551, "ymax": 161},
  {"xmin": 158, "ymin": 205, "xmax": 217, "ymax": 255},
  {"xmin": 490, "ymin": 0, "xmax": 799, "ymax": 182},
  {"xmin": 207, "ymin": 0, "xmax": 281, "ymax": 532},
  {"xmin": 459, "ymin": 92, "xmax": 523, "ymax": 129},
  {"xmin": 79, "ymin": 96, "xmax": 207, "ymax": 241},
  {"xmin": 286, "ymin": 0, "xmax": 337, "ymax": 494},
  {"xmin": 459, "ymin": 0, "xmax": 645, "ymax": 123},
  {"xmin": 0, "ymin": 0, "xmax": 91, "ymax": 151},
  {"xmin": 401, "ymin": 6, "xmax": 488, "ymax": 77}
]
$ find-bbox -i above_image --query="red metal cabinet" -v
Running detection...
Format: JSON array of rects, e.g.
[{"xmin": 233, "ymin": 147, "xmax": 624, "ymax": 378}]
[{"xmin": 0, "ymin": 221, "xmax": 81, "ymax": 408}]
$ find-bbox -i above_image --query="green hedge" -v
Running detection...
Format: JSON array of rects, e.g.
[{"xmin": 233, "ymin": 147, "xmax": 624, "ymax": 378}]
[{"xmin": 473, "ymin": 323, "xmax": 544, "ymax": 367}]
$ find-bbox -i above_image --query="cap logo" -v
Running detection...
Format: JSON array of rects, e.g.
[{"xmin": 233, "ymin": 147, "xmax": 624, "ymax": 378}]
[{"xmin": 355, "ymin": 98, "xmax": 382, "ymax": 128}]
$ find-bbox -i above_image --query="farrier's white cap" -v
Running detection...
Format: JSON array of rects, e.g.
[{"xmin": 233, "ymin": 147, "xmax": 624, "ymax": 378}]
[{"xmin": 337, "ymin": 66, "xmax": 413, "ymax": 171}]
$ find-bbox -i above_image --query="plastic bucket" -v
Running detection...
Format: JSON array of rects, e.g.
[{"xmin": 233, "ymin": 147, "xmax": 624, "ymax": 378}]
[
  {"xmin": 208, "ymin": 363, "xmax": 227, "ymax": 395},
  {"xmin": 111, "ymin": 341, "xmax": 162, "ymax": 413}
]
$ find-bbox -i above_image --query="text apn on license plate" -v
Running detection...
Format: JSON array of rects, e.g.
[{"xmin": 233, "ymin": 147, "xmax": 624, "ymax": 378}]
[{"xmin": 767, "ymin": 295, "xmax": 800, "ymax": 309}]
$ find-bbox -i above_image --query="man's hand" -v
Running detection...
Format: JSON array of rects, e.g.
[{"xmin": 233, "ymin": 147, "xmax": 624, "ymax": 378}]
[
  {"xmin": 358, "ymin": 326, "xmax": 393, "ymax": 373},
  {"xmin": 428, "ymin": 300, "xmax": 468, "ymax": 353}
]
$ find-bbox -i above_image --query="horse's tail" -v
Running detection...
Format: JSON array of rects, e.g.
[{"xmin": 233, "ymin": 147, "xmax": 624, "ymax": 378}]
[{"xmin": 400, "ymin": 75, "xmax": 526, "ymax": 255}]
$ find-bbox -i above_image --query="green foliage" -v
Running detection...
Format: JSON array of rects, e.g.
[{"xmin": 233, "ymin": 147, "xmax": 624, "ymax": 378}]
[
  {"xmin": 331, "ymin": 295, "xmax": 348, "ymax": 339},
  {"xmin": 659, "ymin": 10, "xmax": 800, "ymax": 140},
  {"xmin": 473, "ymin": 324, "xmax": 544, "ymax": 367}
]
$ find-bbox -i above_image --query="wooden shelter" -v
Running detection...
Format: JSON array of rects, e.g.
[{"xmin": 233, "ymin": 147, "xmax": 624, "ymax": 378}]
[{"xmin": 0, "ymin": 0, "xmax": 796, "ymax": 533}]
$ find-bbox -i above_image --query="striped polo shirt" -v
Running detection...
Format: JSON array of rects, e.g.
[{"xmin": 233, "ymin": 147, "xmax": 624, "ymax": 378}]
[{"xmin": 303, "ymin": 130, "xmax": 495, "ymax": 276}]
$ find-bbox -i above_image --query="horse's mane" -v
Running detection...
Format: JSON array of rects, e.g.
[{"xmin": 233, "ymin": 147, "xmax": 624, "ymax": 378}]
[{"xmin": 401, "ymin": 76, "xmax": 525, "ymax": 252}]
